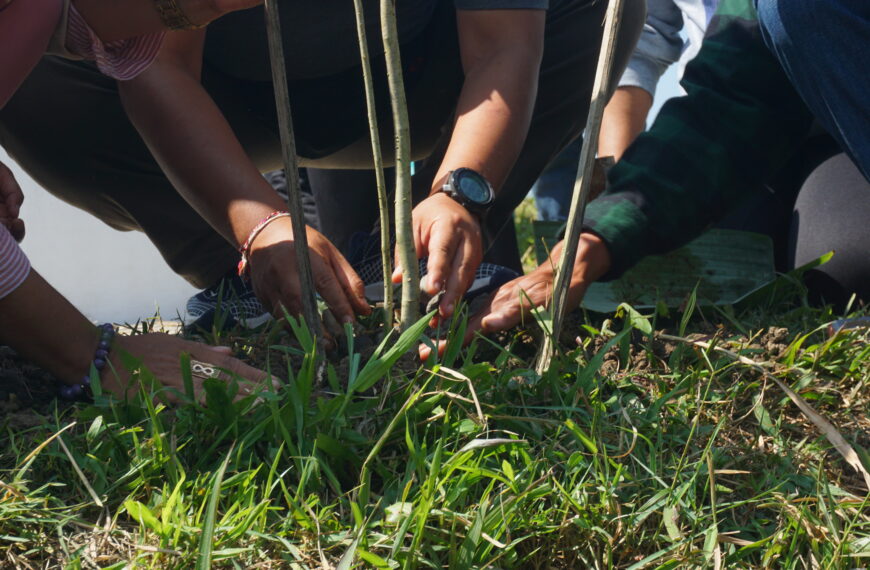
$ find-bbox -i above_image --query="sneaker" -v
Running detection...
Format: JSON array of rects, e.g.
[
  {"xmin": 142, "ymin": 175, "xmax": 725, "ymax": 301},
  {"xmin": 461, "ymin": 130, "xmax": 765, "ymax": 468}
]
[
  {"xmin": 347, "ymin": 230, "xmax": 520, "ymax": 305},
  {"xmin": 183, "ymin": 274, "xmax": 272, "ymax": 331}
]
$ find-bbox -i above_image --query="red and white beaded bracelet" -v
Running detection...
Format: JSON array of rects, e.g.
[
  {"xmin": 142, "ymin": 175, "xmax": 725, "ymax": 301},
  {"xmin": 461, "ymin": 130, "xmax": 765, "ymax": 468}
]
[{"xmin": 237, "ymin": 210, "xmax": 291, "ymax": 277}]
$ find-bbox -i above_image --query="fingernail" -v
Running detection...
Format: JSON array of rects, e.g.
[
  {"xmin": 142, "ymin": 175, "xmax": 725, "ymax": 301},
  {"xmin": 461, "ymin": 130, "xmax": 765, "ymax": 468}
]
[
  {"xmin": 342, "ymin": 315, "xmax": 353, "ymax": 325},
  {"xmin": 445, "ymin": 303, "xmax": 454, "ymax": 315}
]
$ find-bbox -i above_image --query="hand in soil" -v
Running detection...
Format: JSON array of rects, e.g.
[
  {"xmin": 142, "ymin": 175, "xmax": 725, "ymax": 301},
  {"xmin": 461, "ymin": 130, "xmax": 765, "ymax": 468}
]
[
  {"xmin": 0, "ymin": 161, "xmax": 25, "ymax": 242},
  {"xmin": 106, "ymin": 333, "xmax": 277, "ymax": 403},
  {"xmin": 394, "ymin": 193, "xmax": 482, "ymax": 321},
  {"xmin": 419, "ymin": 234, "xmax": 611, "ymax": 359},
  {"xmin": 249, "ymin": 218, "xmax": 371, "ymax": 325}
]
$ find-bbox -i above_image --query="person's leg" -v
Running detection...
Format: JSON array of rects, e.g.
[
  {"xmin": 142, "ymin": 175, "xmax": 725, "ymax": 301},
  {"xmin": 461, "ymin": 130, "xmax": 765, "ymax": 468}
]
[
  {"xmin": 756, "ymin": 0, "xmax": 870, "ymax": 181},
  {"xmin": 0, "ymin": 58, "xmax": 240, "ymax": 289},
  {"xmin": 789, "ymin": 153, "xmax": 870, "ymax": 309}
]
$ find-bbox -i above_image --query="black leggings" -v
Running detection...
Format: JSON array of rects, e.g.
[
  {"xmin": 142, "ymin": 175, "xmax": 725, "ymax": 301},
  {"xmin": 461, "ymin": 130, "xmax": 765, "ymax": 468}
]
[{"xmin": 790, "ymin": 153, "xmax": 870, "ymax": 308}]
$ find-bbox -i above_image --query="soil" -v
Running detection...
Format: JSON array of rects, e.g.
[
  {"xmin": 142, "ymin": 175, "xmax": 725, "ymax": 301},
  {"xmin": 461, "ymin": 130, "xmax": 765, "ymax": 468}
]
[{"xmin": 0, "ymin": 346, "xmax": 68, "ymax": 428}]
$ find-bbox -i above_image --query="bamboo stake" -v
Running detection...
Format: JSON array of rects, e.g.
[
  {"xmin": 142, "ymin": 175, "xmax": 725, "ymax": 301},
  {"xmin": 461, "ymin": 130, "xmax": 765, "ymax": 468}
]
[
  {"xmin": 380, "ymin": 0, "xmax": 420, "ymax": 330},
  {"xmin": 263, "ymin": 0, "xmax": 322, "ymax": 337},
  {"xmin": 352, "ymin": 0, "xmax": 394, "ymax": 329},
  {"xmin": 536, "ymin": 0, "xmax": 625, "ymax": 374}
]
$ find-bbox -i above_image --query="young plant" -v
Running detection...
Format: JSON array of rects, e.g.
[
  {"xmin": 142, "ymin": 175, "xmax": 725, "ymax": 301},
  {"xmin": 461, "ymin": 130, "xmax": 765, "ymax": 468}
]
[
  {"xmin": 263, "ymin": 0, "xmax": 321, "ymax": 337},
  {"xmin": 352, "ymin": 0, "xmax": 394, "ymax": 329},
  {"xmin": 380, "ymin": 0, "xmax": 420, "ymax": 330},
  {"xmin": 536, "ymin": 0, "xmax": 626, "ymax": 373}
]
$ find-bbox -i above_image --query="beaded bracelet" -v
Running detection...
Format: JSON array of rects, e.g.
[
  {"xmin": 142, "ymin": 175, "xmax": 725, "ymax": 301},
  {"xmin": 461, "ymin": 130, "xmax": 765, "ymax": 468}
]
[
  {"xmin": 58, "ymin": 323, "xmax": 115, "ymax": 401},
  {"xmin": 237, "ymin": 211, "xmax": 292, "ymax": 277},
  {"xmin": 153, "ymin": 0, "xmax": 204, "ymax": 31}
]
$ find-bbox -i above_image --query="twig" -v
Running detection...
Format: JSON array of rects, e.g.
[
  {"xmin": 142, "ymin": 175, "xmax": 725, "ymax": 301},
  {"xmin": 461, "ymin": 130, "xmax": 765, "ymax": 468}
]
[
  {"xmin": 659, "ymin": 332, "xmax": 870, "ymax": 491},
  {"xmin": 380, "ymin": 0, "xmax": 420, "ymax": 330},
  {"xmin": 352, "ymin": 0, "xmax": 394, "ymax": 328},
  {"xmin": 536, "ymin": 0, "xmax": 625, "ymax": 373},
  {"xmin": 263, "ymin": 1, "xmax": 322, "ymax": 338}
]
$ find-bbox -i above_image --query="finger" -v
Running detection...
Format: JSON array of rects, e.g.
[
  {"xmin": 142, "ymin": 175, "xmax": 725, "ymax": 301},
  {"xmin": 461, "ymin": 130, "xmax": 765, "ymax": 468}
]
[
  {"xmin": 439, "ymin": 237, "xmax": 480, "ymax": 319},
  {"xmin": 330, "ymin": 249, "xmax": 372, "ymax": 316},
  {"xmin": 424, "ymin": 224, "xmax": 460, "ymax": 296},
  {"xmin": 7, "ymin": 218, "xmax": 24, "ymax": 242},
  {"xmin": 311, "ymin": 256, "xmax": 357, "ymax": 324},
  {"xmin": 0, "ymin": 163, "xmax": 23, "ymax": 219}
]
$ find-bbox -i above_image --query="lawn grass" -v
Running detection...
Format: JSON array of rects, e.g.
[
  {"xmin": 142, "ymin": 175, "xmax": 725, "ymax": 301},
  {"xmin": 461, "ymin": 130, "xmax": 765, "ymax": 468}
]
[
  {"xmin": 1, "ymin": 296, "xmax": 867, "ymax": 569},
  {"xmin": 1, "ymin": 207, "xmax": 868, "ymax": 568}
]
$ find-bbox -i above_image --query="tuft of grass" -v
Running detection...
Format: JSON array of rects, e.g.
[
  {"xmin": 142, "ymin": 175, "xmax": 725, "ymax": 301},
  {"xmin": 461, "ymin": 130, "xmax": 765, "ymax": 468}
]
[{"xmin": 0, "ymin": 297, "xmax": 868, "ymax": 568}]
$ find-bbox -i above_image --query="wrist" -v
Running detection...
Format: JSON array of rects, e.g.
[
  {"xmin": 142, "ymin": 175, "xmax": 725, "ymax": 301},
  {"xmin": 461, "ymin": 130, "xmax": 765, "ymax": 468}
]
[{"xmin": 571, "ymin": 232, "xmax": 612, "ymax": 285}]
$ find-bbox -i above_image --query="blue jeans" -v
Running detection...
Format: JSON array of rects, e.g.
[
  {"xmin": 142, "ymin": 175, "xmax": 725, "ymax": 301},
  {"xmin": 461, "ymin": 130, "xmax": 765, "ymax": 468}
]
[
  {"xmin": 531, "ymin": 138, "xmax": 582, "ymax": 221},
  {"xmin": 756, "ymin": 0, "xmax": 870, "ymax": 182}
]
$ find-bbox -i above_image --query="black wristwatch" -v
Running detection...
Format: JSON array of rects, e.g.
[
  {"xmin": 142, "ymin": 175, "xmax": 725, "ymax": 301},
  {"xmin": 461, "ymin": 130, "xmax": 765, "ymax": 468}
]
[{"xmin": 440, "ymin": 168, "xmax": 495, "ymax": 215}]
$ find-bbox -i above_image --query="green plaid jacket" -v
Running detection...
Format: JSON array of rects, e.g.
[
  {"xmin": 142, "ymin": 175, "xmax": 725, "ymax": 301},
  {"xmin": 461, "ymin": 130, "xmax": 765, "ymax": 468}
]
[{"xmin": 584, "ymin": 0, "xmax": 815, "ymax": 280}]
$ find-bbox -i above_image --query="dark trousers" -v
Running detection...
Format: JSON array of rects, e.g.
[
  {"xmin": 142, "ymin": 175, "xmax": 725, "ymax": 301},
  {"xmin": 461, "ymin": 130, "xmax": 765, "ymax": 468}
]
[{"xmin": 0, "ymin": 0, "xmax": 644, "ymax": 287}]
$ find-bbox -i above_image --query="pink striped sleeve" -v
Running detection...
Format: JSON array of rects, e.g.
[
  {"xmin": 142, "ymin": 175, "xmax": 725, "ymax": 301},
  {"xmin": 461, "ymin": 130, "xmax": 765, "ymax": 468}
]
[
  {"xmin": 65, "ymin": 4, "xmax": 164, "ymax": 81},
  {"xmin": 0, "ymin": 225, "xmax": 30, "ymax": 300}
]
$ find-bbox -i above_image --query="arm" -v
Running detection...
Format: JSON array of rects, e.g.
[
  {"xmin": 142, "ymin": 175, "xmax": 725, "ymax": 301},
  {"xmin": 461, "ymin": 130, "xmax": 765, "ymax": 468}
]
[
  {"xmin": 0, "ymin": 163, "xmax": 269, "ymax": 400},
  {"xmin": 598, "ymin": 0, "xmax": 684, "ymax": 159},
  {"xmin": 119, "ymin": 32, "xmax": 369, "ymax": 323},
  {"xmin": 460, "ymin": 0, "xmax": 814, "ymax": 345},
  {"xmin": 403, "ymin": 9, "xmax": 545, "ymax": 320}
]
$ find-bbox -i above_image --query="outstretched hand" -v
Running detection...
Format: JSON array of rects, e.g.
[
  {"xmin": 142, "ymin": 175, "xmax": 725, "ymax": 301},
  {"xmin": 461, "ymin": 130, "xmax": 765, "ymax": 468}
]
[
  {"xmin": 108, "ymin": 332, "xmax": 277, "ymax": 403},
  {"xmin": 248, "ymin": 217, "xmax": 371, "ymax": 325},
  {"xmin": 394, "ymin": 193, "xmax": 483, "ymax": 322},
  {"xmin": 419, "ymin": 234, "xmax": 612, "ymax": 360},
  {"xmin": 0, "ymin": 161, "xmax": 25, "ymax": 242}
]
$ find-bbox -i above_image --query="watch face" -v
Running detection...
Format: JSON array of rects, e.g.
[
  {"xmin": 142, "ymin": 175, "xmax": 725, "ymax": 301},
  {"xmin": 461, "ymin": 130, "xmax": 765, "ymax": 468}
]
[{"xmin": 455, "ymin": 170, "xmax": 492, "ymax": 205}]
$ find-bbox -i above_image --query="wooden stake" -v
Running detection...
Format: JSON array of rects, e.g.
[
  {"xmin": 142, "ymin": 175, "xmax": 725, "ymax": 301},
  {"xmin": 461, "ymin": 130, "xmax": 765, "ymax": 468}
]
[
  {"xmin": 536, "ymin": 0, "xmax": 625, "ymax": 374},
  {"xmin": 352, "ymin": 0, "xmax": 394, "ymax": 329},
  {"xmin": 263, "ymin": 0, "xmax": 322, "ymax": 337},
  {"xmin": 380, "ymin": 0, "xmax": 420, "ymax": 330}
]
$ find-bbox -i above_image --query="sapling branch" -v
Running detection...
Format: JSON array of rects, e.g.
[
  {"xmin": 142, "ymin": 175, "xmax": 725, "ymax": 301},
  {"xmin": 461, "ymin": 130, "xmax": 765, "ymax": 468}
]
[
  {"xmin": 380, "ymin": 0, "xmax": 420, "ymax": 330},
  {"xmin": 536, "ymin": 0, "xmax": 625, "ymax": 373},
  {"xmin": 352, "ymin": 0, "xmax": 394, "ymax": 329},
  {"xmin": 263, "ymin": 0, "xmax": 322, "ymax": 337}
]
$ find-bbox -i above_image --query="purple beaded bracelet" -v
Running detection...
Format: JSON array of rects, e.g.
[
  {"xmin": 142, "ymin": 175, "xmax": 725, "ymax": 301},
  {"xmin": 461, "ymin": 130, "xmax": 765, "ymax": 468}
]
[{"xmin": 59, "ymin": 323, "xmax": 115, "ymax": 401}]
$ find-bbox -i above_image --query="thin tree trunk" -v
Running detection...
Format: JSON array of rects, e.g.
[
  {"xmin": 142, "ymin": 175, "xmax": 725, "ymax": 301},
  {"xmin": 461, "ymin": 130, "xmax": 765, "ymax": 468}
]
[
  {"xmin": 352, "ymin": 0, "xmax": 393, "ymax": 329},
  {"xmin": 263, "ymin": 0, "xmax": 321, "ymax": 337},
  {"xmin": 380, "ymin": 0, "xmax": 420, "ymax": 330},
  {"xmin": 536, "ymin": 0, "xmax": 625, "ymax": 374}
]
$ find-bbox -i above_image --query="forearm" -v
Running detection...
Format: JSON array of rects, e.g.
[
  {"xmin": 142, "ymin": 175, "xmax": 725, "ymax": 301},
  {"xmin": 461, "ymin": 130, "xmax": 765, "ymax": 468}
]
[
  {"xmin": 119, "ymin": 41, "xmax": 286, "ymax": 249},
  {"xmin": 0, "ymin": 270, "xmax": 100, "ymax": 384},
  {"xmin": 432, "ymin": 11, "xmax": 544, "ymax": 194},
  {"xmin": 597, "ymin": 86, "xmax": 653, "ymax": 161}
]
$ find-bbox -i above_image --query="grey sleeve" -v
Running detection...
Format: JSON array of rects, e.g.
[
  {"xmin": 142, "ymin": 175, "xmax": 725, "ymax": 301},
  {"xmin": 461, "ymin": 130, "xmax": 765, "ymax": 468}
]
[
  {"xmin": 454, "ymin": 0, "xmax": 548, "ymax": 10},
  {"xmin": 618, "ymin": 0, "xmax": 685, "ymax": 95}
]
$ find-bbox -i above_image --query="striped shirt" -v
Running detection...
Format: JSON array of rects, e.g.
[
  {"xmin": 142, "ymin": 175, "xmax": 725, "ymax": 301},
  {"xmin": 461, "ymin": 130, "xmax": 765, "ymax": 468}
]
[
  {"xmin": 65, "ymin": 4, "xmax": 164, "ymax": 81},
  {"xmin": 0, "ymin": 226, "xmax": 30, "ymax": 299}
]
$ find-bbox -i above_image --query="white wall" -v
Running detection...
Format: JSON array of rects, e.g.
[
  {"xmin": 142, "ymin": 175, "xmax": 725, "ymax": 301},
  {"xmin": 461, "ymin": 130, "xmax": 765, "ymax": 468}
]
[{"xmin": 2, "ymin": 148, "xmax": 196, "ymax": 324}]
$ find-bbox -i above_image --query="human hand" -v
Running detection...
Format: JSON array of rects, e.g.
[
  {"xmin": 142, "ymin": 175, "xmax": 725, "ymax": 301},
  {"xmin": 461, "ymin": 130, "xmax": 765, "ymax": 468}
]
[
  {"xmin": 394, "ymin": 193, "xmax": 483, "ymax": 322},
  {"xmin": 419, "ymin": 233, "xmax": 611, "ymax": 359},
  {"xmin": 0, "ymin": 161, "xmax": 25, "ymax": 242},
  {"xmin": 107, "ymin": 332, "xmax": 276, "ymax": 403},
  {"xmin": 248, "ymin": 217, "xmax": 371, "ymax": 325}
]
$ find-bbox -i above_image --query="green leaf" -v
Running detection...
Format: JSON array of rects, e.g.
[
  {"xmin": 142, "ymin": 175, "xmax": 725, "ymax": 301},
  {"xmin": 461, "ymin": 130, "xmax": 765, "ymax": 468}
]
[
  {"xmin": 662, "ymin": 505, "xmax": 683, "ymax": 542},
  {"xmin": 350, "ymin": 311, "xmax": 434, "ymax": 393},
  {"xmin": 124, "ymin": 500, "xmax": 163, "ymax": 535},
  {"xmin": 196, "ymin": 444, "xmax": 234, "ymax": 570}
]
